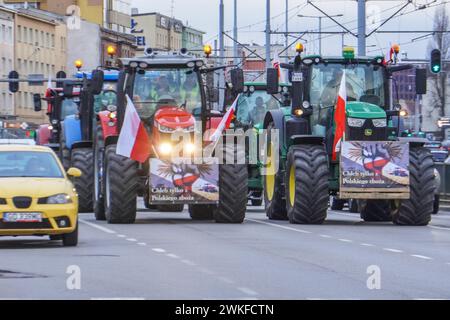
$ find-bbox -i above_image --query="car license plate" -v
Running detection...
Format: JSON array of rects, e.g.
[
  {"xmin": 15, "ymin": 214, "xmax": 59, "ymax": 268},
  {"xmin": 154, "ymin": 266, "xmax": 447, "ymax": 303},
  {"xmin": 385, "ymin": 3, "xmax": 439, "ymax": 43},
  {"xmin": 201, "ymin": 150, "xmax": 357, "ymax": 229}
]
[
  {"xmin": 291, "ymin": 72, "xmax": 303, "ymax": 82},
  {"xmin": 3, "ymin": 212, "xmax": 42, "ymax": 223}
]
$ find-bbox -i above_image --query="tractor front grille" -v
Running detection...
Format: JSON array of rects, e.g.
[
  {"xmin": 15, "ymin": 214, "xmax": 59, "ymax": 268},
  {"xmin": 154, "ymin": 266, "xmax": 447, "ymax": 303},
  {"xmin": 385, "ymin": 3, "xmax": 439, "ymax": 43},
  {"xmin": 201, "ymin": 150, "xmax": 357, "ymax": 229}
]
[{"xmin": 346, "ymin": 120, "xmax": 387, "ymax": 141}]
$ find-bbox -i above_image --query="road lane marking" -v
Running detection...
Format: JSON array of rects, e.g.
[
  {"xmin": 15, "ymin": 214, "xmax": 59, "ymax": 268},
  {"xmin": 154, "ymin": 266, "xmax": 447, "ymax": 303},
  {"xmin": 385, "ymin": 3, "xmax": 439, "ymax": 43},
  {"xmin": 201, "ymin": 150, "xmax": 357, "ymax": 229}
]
[
  {"xmin": 360, "ymin": 243, "xmax": 375, "ymax": 247},
  {"xmin": 79, "ymin": 219, "xmax": 116, "ymax": 234},
  {"xmin": 126, "ymin": 238, "xmax": 137, "ymax": 242},
  {"xmin": 152, "ymin": 248, "xmax": 166, "ymax": 253},
  {"xmin": 181, "ymin": 259, "xmax": 196, "ymax": 266},
  {"xmin": 319, "ymin": 234, "xmax": 332, "ymax": 239},
  {"xmin": 246, "ymin": 219, "xmax": 312, "ymax": 234},
  {"xmin": 166, "ymin": 253, "xmax": 180, "ymax": 259},
  {"xmin": 383, "ymin": 248, "xmax": 403, "ymax": 253},
  {"xmin": 237, "ymin": 287, "xmax": 258, "ymax": 296},
  {"xmin": 429, "ymin": 225, "xmax": 450, "ymax": 231},
  {"xmin": 117, "ymin": 235, "xmax": 126, "ymax": 238},
  {"xmin": 411, "ymin": 254, "xmax": 433, "ymax": 260},
  {"xmin": 218, "ymin": 276, "xmax": 234, "ymax": 284},
  {"xmin": 338, "ymin": 238, "xmax": 353, "ymax": 243},
  {"xmin": 137, "ymin": 243, "xmax": 147, "ymax": 246}
]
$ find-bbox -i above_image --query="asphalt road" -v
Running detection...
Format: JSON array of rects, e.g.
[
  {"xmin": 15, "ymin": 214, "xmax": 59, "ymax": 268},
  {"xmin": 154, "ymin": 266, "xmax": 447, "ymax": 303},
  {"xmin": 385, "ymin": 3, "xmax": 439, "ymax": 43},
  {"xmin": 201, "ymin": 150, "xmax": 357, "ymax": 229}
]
[{"xmin": 1, "ymin": 201, "xmax": 450, "ymax": 300}]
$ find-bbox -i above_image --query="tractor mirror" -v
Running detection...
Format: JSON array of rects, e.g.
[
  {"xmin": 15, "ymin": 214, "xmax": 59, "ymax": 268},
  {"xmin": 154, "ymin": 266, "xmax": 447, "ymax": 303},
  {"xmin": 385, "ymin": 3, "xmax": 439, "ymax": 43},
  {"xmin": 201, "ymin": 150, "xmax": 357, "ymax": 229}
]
[
  {"xmin": 230, "ymin": 68, "xmax": 244, "ymax": 94},
  {"xmin": 33, "ymin": 94, "xmax": 42, "ymax": 112},
  {"xmin": 416, "ymin": 68, "xmax": 427, "ymax": 95},
  {"xmin": 90, "ymin": 69, "xmax": 104, "ymax": 95},
  {"xmin": 266, "ymin": 68, "xmax": 279, "ymax": 94},
  {"xmin": 55, "ymin": 71, "xmax": 67, "ymax": 88},
  {"xmin": 8, "ymin": 71, "xmax": 19, "ymax": 93},
  {"xmin": 63, "ymin": 82, "xmax": 74, "ymax": 96}
]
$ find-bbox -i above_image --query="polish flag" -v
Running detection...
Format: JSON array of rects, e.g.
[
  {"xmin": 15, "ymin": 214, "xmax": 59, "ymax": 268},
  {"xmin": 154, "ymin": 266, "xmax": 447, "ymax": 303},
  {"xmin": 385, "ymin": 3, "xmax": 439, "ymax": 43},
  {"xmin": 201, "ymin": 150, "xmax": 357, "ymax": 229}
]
[
  {"xmin": 116, "ymin": 95, "xmax": 151, "ymax": 163},
  {"xmin": 209, "ymin": 96, "xmax": 238, "ymax": 142},
  {"xmin": 332, "ymin": 71, "xmax": 347, "ymax": 161}
]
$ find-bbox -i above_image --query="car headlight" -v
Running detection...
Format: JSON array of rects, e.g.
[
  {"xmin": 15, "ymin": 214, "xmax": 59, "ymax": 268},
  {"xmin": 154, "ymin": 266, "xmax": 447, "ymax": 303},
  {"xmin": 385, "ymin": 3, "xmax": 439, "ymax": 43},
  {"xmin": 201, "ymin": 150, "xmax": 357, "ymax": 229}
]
[
  {"xmin": 372, "ymin": 118, "xmax": 387, "ymax": 128},
  {"xmin": 157, "ymin": 123, "xmax": 176, "ymax": 133},
  {"xmin": 46, "ymin": 194, "xmax": 72, "ymax": 204},
  {"xmin": 347, "ymin": 117, "xmax": 366, "ymax": 127}
]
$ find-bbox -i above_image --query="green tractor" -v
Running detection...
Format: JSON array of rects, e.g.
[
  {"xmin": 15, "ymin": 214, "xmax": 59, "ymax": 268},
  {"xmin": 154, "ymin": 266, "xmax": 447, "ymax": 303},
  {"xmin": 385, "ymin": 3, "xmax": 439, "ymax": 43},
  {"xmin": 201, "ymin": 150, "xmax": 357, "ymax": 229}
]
[
  {"xmin": 233, "ymin": 82, "xmax": 291, "ymax": 206},
  {"xmin": 263, "ymin": 47, "xmax": 435, "ymax": 225}
]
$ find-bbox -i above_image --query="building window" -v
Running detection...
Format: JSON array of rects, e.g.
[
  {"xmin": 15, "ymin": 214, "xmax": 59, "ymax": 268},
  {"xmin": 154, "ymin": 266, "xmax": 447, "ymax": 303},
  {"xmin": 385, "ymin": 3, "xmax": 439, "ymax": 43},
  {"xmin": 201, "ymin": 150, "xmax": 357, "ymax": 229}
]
[{"xmin": 17, "ymin": 25, "xmax": 21, "ymax": 42}]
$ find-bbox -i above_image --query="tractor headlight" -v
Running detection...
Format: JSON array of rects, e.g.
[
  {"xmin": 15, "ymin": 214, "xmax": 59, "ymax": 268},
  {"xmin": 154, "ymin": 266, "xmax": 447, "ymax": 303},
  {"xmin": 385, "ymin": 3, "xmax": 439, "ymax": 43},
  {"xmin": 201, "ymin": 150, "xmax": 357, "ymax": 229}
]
[
  {"xmin": 372, "ymin": 118, "xmax": 387, "ymax": 128},
  {"xmin": 157, "ymin": 123, "xmax": 176, "ymax": 133},
  {"xmin": 184, "ymin": 143, "xmax": 196, "ymax": 154},
  {"xmin": 46, "ymin": 194, "xmax": 72, "ymax": 204},
  {"xmin": 159, "ymin": 143, "xmax": 173, "ymax": 155},
  {"xmin": 347, "ymin": 118, "xmax": 366, "ymax": 127}
]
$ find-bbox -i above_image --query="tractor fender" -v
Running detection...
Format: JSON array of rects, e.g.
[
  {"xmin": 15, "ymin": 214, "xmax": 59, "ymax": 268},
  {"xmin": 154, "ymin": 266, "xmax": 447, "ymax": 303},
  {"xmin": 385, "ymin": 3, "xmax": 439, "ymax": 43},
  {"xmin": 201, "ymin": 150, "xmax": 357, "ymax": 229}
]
[
  {"xmin": 105, "ymin": 135, "xmax": 119, "ymax": 148},
  {"xmin": 63, "ymin": 115, "xmax": 82, "ymax": 150},
  {"xmin": 97, "ymin": 111, "xmax": 118, "ymax": 139},
  {"xmin": 398, "ymin": 137, "xmax": 429, "ymax": 148},
  {"xmin": 263, "ymin": 110, "xmax": 285, "ymax": 152},
  {"xmin": 72, "ymin": 141, "xmax": 93, "ymax": 150}
]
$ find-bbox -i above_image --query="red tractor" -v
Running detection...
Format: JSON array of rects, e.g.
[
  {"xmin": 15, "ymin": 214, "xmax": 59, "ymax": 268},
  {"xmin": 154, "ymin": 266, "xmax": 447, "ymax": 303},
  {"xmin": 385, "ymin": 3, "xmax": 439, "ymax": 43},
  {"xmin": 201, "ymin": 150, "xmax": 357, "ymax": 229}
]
[{"xmin": 93, "ymin": 49, "xmax": 248, "ymax": 224}]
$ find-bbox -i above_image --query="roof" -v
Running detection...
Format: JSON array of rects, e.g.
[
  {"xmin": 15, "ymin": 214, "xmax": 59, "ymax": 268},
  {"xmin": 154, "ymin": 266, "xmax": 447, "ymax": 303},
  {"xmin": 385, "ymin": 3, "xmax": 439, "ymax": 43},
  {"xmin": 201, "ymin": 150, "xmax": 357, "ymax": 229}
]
[
  {"xmin": 121, "ymin": 53, "xmax": 204, "ymax": 67},
  {"xmin": 0, "ymin": 144, "xmax": 51, "ymax": 151},
  {"xmin": 302, "ymin": 55, "xmax": 384, "ymax": 64},
  {"xmin": 0, "ymin": 139, "xmax": 36, "ymax": 146},
  {"xmin": 76, "ymin": 70, "xmax": 119, "ymax": 81}
]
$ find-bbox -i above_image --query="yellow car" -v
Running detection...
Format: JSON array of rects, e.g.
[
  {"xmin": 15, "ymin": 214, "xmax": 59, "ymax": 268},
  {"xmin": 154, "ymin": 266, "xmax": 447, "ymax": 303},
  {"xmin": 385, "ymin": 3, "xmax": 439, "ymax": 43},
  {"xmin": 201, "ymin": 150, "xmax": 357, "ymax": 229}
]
[{"xmin": 0, "ymin": 145, "xmax": 81, "ymax": 246}]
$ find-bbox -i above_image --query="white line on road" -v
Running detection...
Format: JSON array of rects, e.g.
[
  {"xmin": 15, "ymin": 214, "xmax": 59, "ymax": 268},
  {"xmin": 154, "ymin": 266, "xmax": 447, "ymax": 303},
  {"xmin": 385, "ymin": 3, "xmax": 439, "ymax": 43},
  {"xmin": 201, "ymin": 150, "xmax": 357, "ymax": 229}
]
[
  {"xmin": 79, "ymin": 219, "xmax": 116, "ymax": 234},
  {"xmin": 246, "ymin": 219, "xmax": 312, "ymax": 234},
  {"xmin": 166, "ymin": 253, "xmax": 180, "ymax": 259},
  {"xmin": 360, "ymin": 243, "xmax": 375, "ymax": 247},
  {"xmin": 383, "ymin": 248, "xmax": 404, "ymax": 253},
  {"xmin": 411, "ymin": 254, "xmax": 433, "ymax": 260},
  {"xmin": 429, "ymin": 225, "xmax": 450, "ymax": 231},
  {"xmin": 137, "ymin": 243, "xmax": 147, "ymax": 246},
  {"xmin": 319, "ymin": 234, "xmax": 332, "ymax": 239},
  {"xmin": 338, "ymin": 239, "xmax": 353, "ymax": 243},
  {"xmin": 237, "ymin": 287, "xmax": 259, "ymax": 296},
  {"xmin": 126, "ymin": 238, "xmax": 137, "ymax": 242},
  {"xmin": 181, "ymin": 259, "xmax": 196, "ymax": 266},
  {"xmin": 117, "ymin": 235, "xmax": 126, "ymax": 238},
  {"xmin": 152, "ymin": 248, "xmax": 166, "ymax": 253}
]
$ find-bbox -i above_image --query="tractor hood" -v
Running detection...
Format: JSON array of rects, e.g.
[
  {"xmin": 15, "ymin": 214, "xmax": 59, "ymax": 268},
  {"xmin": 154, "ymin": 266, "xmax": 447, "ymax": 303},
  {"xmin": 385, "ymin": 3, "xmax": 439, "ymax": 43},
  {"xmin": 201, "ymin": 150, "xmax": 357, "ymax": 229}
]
[
  {"xmin": 346, "ymin": 101, "xmax": 386, "ymax": 119},
  {"xmin": 154, "ymin": 106, "xmax": 195, "ymax": 129}
]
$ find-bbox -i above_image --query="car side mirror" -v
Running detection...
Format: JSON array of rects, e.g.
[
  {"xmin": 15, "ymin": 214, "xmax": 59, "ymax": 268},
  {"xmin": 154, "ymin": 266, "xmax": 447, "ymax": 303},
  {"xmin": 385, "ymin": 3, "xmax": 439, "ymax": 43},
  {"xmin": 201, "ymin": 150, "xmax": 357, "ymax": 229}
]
[
  {"xmin": 67, "ymin": 167, "xmax": 82, "ymax": 178},
  {"xmin": 33, "ymin": 93, "xmax": 42, "ymax": 112},
  {"xmin": 230, "ymin": 68, "xmax": 244, "ymax": 94},
  {"xmin": 266, "ymin": 68, "xmax": 279, "ymax": 94},
  {"xmin": 90, "ymin": 69, "xmax": 105, "ymax": 95}
]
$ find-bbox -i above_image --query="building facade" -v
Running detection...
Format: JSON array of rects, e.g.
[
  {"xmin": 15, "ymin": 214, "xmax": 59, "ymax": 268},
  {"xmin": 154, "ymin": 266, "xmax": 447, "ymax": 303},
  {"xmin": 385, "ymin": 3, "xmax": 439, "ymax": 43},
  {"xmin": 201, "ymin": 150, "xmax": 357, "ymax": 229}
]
[
  {"xmin": 0, "ymin": 6, "xmax": 14, "ymax": 116},
  {"xmin": 14, "ymin": 8, "xmax": 67, "ymax": 123},
  {"xmin": 131, "ymin": 12, "xmax": 183, "ymax": 52},
  {"xmin": 182, "ymin": 26, "xmax": 204, "ymax": 53}
]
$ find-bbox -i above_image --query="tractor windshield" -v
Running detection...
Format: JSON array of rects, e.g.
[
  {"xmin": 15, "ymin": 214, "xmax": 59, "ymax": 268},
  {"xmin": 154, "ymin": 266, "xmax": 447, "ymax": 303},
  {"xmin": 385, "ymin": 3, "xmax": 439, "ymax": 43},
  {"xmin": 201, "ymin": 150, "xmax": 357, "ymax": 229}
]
[
  {"xmin": 60, "ymin": 98, "xmax": 79, "ymax": 120},
  {"xmin": 94, "ymin": 82, "xmax": 117, "ymax": 113},
  {"xmin": 133, "ymin": 68, "xmax": 202, "ymax": 120},
  {"xmin": 310, "ymin": 63, "xmax": 386, "ymax": 109},
  {"xmin": 236, "ymin": 90, "xmax": 282, "ymax": 126}
]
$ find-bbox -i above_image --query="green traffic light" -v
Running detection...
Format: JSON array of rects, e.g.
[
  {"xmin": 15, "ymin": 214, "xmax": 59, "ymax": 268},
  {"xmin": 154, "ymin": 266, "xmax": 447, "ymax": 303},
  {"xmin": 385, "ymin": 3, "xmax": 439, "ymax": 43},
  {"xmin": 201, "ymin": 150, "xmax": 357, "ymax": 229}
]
[{"xmin": 433, "ymin": 65, "xmax": 441, "ymax": 73}]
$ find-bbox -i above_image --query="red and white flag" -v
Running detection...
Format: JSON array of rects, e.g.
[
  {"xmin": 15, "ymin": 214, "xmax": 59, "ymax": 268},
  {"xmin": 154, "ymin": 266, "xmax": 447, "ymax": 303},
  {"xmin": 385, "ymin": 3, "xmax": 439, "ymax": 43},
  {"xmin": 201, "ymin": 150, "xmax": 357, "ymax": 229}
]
[
  {"xmin": 332, "ymin": 71, "xmax": 347, "ymax": 161},
  {"xmin": 117, "ymin": 95, "xmax": 151, "ymax": 163},
  {"xmin": 209, "ymin": 96, "xmax": 238, "ymax": 142}
]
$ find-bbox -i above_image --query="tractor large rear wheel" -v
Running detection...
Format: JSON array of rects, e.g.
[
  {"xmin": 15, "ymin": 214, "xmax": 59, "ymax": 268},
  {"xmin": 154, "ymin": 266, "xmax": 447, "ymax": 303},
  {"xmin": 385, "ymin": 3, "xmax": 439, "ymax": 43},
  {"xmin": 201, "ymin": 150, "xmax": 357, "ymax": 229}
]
[
  {"xmin": 392, "ymin": 147, "xmax": 434, "ymax": 226},
  {"xmin": 93, "ymin": 125, "xmax": 106, "ymax": 220},
  {"xmin": 104, "ymin": 145, "xmax": 138, "ymax": 224},
  {"xmin": 71, "ymin": 148, "xmax": 94, "ymax": 213},
  {"xmin": 285, "ymin": 145, "xmax": 329, "ymax": 224},
  {"xmin": 359, "ymin": 200, "xmax": 392, "ymax": 222},
  {"xmin": 214, "ymin": 144, "xmax": 247, "ymax": 223}
]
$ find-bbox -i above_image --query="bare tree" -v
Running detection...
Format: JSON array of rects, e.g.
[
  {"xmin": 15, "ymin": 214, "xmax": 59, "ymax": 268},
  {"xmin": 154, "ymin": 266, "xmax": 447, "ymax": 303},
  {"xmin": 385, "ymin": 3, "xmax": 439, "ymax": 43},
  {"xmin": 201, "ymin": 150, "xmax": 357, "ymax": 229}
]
[{"xmin": 428, "ymin": 5, "xmax": 450, "ymax": 118}]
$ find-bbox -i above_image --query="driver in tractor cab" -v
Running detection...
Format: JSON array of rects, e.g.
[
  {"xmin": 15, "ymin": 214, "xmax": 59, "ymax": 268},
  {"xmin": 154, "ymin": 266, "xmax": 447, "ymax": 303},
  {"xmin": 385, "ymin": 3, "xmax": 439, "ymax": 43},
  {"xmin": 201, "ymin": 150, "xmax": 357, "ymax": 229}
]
[
  {"xmin": 250, "ymin": 96, "xmax": 266, "ymax": 125},
  {"xmin": 155, "ymin": 76, "xmax": 173, "ymax": 102},
  {"xmin": 179, "ymin": 73, "xmax": 200, "ymax": 111}
]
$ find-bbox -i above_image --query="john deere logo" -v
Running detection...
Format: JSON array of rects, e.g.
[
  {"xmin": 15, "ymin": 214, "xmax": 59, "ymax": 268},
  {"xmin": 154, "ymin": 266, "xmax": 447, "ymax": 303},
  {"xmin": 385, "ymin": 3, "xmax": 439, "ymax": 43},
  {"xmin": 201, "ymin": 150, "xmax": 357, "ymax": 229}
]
[{"xmin": 365, "ymin": 129, "xmax": 373, "ymax": 136}]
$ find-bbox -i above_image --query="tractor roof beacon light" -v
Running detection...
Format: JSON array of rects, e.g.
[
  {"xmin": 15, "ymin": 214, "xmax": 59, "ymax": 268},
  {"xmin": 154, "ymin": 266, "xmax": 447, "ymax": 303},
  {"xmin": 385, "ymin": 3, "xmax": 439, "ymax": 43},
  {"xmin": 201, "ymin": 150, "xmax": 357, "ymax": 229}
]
[
  {"xmin": 343, "ymin": 47, "xmax": 355, "ymax": 59},
  {"xmin": 107, "ymin": 45, "xmax": 116, "ymax": 58},
  {"xmin": 74, "ymin": 59, "xmax": 83, "ymax": 71},
  {"xmin": 295, "ymin": 43, "xmax": 304, "ymax": 55},
  {"xmin": 431, "ymin": 49, "xmax": 442, "ymax": 74},
  {"xmin": 204, "ymin": 44, "xmax": 212, "ymax": 58}
]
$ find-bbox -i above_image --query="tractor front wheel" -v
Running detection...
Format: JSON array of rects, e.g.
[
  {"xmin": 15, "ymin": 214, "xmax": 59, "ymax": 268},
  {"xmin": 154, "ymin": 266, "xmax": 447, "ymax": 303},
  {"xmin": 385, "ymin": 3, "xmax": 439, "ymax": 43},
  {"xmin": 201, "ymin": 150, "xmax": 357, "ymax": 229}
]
[
  {"xmin": 93, "ymin": 124, "xmax": 106, "ymax": 220},
  {"xmin": 392, "ymin": 147, "xmax": 434, "ymax": 226},
  {"xmin": 285, "ymin": 145, "xmax": 329, "ymax": 224},
  {"xmin": 71, "ymin": 148, "xmax": 94, "ymax": 213},
  {"xmin": 104, "ymin": 145, "xmax": 138, "ymax": 224}
]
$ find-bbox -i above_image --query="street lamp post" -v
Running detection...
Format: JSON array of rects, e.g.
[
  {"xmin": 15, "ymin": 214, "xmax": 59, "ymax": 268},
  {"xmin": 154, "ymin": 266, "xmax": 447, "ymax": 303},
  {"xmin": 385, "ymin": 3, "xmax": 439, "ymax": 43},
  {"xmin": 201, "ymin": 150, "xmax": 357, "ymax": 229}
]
[{"xmin": 298, "ymin": 14, "xmax": 343, "ymax": 55}]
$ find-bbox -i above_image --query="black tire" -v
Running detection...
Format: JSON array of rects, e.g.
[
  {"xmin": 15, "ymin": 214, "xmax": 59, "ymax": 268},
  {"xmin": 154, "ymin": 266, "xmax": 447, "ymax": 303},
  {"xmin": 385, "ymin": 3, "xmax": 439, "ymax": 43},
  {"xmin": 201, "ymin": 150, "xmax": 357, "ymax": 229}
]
[
  {"xmin": 71, "ymin": 148, "xmax": 94, "ymax": 213},
  {"xmin": 93, "ymin": 124, "xmax": 106, "ymax": 220},
  {"xmin": 157, "ymin": 205, "xmax": 184, "ymax": 212},
  {"xmin": 392, "ymin": 147, "xmax": 435, "ymax": 226},
  {"xmin": 285, "ymin": 145, "xmax": 329, "ymax": 224},
  {"xmin": 359, "ymin": 200, "xmax": 392, "ymax": 222},
  {"xmin": 104, "ymin": 145, "xmax": 138, "ymax": 224},
  {"xmin": 433, "ymin": 194, "xmax": 440, "ymax": 214},
  {"xmin": 251, "ymin": 199, "xmax": 263, "ymax": 206},
  {"xmin": 189, "ymin": 204, "xmax": 215, "ymax": 220},
  {"xmin": 62, "ymin": 223, "xmax": 78, "ymax": 247},
  {"xmin": 330, "ymin": 196, "xmax": 345, "ymax": 211},
  {"xmin": 214, "ymin": 144, "xmax": 248, "ymax": 223},
  {"xmin": 348, "ymin": 199, "xmax": 359, "ymax": 213},
  {"xmin": 263, "ymin": 123, "xmax": 287, "ymax": 220}
]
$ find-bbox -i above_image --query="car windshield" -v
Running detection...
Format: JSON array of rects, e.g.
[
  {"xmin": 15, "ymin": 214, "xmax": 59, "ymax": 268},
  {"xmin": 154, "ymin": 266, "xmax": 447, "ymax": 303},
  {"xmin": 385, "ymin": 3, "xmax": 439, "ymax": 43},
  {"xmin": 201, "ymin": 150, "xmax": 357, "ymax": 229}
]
[
  {"xmin": 133, "ymin": 68, "xmax": 202, "ymax": 120},
  {"xmin": 0, "ymin": 128, "xmax": 28, "ymax": 139},
  {"xmin": 0, "ymin": 151, "xmax": 63, "ymax": 178},
  {"xmin": 60, "ymin": 98, "xmax": 80, "ymax": 120},
  {"xmin": 310, "ymin": 63, "xmax": 386, "ymax": 108},
  {"xmin": 236, "ymin": 90, "xmax": 282, "ymax": 126}
]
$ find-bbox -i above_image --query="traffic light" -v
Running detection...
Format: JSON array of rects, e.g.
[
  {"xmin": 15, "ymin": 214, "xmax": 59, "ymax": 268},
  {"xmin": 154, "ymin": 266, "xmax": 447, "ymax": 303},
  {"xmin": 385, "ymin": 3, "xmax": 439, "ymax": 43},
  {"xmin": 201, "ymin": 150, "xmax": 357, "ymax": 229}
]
[
  {"xmin": 430, "ymin": 49, "xmax": 442, "ymax": 74},
  {"xmin": 8, "ymin": 71, "xmax": 19, "ymax": 93}
]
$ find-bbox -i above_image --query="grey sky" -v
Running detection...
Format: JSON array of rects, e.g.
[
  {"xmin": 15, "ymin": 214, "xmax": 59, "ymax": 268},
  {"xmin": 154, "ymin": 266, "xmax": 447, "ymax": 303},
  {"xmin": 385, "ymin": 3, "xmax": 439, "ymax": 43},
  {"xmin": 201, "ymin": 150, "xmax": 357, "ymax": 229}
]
[{"xmin": 131, "ymin": 0, "xmax": 448, "ymax": 59}]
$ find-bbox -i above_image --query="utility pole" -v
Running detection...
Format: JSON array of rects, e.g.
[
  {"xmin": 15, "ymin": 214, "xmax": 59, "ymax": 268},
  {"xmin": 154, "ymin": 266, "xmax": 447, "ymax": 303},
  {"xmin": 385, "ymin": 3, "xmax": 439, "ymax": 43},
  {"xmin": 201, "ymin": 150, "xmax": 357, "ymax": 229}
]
[
  {"xmin": 285, "ymin": 0, "xmax": 289, "ymax": 49},
  {"xmin": 357, "ymin": 0, "xmax": 366, "ymax": 56},
  {"xmin": 266, "ymin": 0, "xmax": 271, "ymax": 69},
  {"xmin": 219, "ymin": 0, "xmax": 225, "ymax": 109},
  {"xmin": 233, "ymin": 0, "xmax": 239, "ymax": 66}
]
